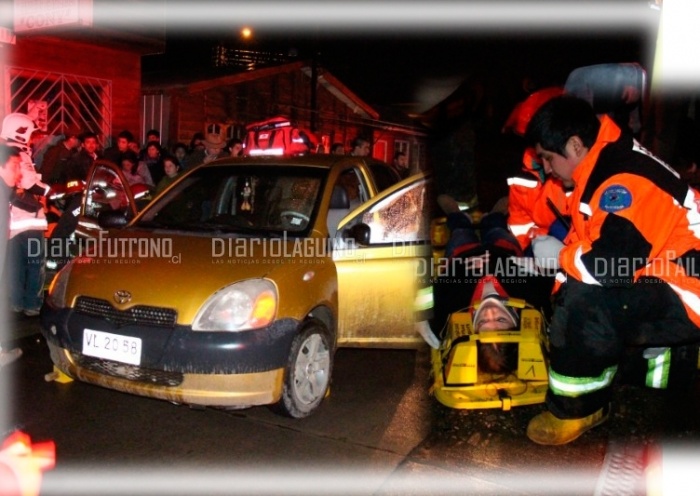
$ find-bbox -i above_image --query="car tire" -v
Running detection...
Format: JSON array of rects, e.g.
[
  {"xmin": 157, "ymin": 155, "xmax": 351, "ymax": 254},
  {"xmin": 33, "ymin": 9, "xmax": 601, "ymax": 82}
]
[{"xmin": 273, "ymin": 319, "xmax": 333, "ymax": 419}]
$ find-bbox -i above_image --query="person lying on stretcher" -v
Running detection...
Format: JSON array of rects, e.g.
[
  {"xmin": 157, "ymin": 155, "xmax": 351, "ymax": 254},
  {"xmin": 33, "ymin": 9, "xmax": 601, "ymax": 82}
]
[
  {"xmin": 418, "ymin": 194, "xmax": 555, "ymax": 359},
  {"xmin": 470, "ymin": 275, "xmax": 522, "ymax": 374}
]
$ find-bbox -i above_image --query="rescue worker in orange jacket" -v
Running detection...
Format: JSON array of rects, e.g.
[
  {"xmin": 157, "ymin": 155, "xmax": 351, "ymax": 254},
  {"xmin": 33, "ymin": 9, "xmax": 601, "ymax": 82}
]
[
  {"xmin": 507, "ymin": 148, "xmax": 570, "ymax": 262},
  {"xmin": 507, "ymin": 148, "xmax": 569, "ymax": 246},
  {"xmin": 524, "ymin": 95, "xmax": 700, "ymax": 445},
  {"xmin": 503, "ymin": 87, "xmax": 570, "ymax": 265}
]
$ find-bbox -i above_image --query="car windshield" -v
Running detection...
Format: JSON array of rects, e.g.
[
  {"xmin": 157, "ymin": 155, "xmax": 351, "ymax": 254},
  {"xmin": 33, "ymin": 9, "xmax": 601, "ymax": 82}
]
[{"xmin": 134, "ymin": 165, "xmax": 326, "ymax": 235}]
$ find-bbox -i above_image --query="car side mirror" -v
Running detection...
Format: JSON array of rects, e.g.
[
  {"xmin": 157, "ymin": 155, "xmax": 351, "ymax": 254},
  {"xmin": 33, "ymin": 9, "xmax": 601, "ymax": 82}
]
[
  {"xmin": 345, "ymin": 223, "xmax": 371, "ymax": 245},
  {"xmin": 97, "ymin": 210, "xmax": 129, "ymax": 229}
]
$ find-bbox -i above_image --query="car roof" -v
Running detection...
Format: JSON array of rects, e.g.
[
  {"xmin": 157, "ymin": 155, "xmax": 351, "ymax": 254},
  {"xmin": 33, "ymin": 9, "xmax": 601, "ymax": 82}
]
[
  {"xmin": 197, "ymin": 153, "xmax": 391, "ymax": 177},
  {"xmin": 199, "ymin": 153, "xmax": 367, "ymax": 171}
]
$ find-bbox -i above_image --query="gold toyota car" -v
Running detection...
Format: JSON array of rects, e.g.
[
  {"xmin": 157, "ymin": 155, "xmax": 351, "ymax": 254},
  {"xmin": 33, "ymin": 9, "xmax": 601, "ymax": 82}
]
[{"xmin": 41, "ymin": 155, "xmax": 431, "ymax": 418}]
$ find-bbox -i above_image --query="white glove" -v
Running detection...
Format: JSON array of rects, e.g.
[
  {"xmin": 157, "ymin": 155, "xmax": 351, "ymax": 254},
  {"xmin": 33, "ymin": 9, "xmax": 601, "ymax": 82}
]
[
  {"xmin": 531, "ymin": 235, "xmax": 564, "ymax": 271},
  {"xmin": 415, "ymin": 320, "xmax": 440, "ymax": 349}
]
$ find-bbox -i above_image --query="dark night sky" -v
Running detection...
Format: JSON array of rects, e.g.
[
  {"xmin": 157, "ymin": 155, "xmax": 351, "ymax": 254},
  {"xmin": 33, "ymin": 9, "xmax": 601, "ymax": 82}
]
[
  {"xmin": 144, "ymin": 28, "xmax": 650, "ymax": 113},
  {"xmin": 134, "ymin": 1, "xmax": 677, "ymax": 115},
  {"xmin": 312, "ymin": 34, "xmax": 649, "ymax": 108}
]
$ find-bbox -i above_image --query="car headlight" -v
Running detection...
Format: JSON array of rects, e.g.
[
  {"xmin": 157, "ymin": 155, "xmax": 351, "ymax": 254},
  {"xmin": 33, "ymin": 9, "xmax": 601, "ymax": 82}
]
[
  {"xmin": 192, "ymin": 279, "xmax": 278, "ymax": 332},
  {"xmin": 45, "ymin": 261, "xmax": 74, "ymax": 309}
]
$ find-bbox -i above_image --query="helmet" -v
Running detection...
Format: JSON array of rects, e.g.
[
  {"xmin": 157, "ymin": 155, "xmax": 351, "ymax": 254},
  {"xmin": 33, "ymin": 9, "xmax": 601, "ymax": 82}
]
[
  {"xmin": 65, "ymin": 179, "xmax": 86, "ymax": 196},
  {"xmin": 503, "ymin": 87, "xmax": 565, "ymax": 136},
  {"xmin": 471, "ymin": 276, "xmax": 520, "ymax": 330},
  {"xmin": 131, "ymin": 183, "xmax": 151, "ymax": 200},
  {"xmin": 1, "ymin": 113, "xmax": 36, "ymax": 150}
]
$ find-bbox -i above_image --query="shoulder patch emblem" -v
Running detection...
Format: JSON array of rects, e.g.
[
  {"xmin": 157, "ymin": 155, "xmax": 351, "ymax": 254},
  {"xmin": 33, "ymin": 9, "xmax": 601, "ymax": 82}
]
[{"xmin": 599, "ymin": 185, "xmax": 632, "ymax": 212}]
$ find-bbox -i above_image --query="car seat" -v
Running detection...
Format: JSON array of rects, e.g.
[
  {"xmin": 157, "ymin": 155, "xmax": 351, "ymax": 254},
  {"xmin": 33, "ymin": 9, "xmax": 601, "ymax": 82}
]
[{"xmin": 327, "ymin": 185, "xmax": 350, "ymax": 238}]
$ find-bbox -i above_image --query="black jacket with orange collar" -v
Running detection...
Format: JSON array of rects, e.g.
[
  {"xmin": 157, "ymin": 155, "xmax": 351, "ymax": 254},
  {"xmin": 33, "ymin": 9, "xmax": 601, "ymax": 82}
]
[{"xmin": 560, "ymin": 116, "xmax": 700, "ymax": 326}]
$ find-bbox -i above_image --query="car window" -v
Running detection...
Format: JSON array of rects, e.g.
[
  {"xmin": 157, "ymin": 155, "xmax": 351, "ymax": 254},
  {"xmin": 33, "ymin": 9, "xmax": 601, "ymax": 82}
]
[
  {"xmin": 84, "ymin": 166, "xmax": 131, "ymax": 220},
  {"xmin": 135, "ymin": 165, "xmax": 326, "ymax": 235},
  {"xmin": 336, "ymin": 168, "xmax": 369, "ymax": 208},
  {"xmin": 347, "ymin": 178, "xmax": 429, "ymax": 244},
  {"xmin": 369, "ymin": 163, "xmax": 401, "ymax": 191}
]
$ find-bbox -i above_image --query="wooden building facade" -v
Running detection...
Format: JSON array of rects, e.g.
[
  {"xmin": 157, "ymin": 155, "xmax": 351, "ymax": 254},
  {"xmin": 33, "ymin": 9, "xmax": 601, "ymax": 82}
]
[
  {"xmin": 1, "ymin": 1, "xmax": 426, "ymax": 171},
  {"xmin": 1, "ymin": 1, "xmax": 165, "ymax": 148},
  {"xmin": 142, "ymin": 61, "xmax": 428, "ymax": 171}
]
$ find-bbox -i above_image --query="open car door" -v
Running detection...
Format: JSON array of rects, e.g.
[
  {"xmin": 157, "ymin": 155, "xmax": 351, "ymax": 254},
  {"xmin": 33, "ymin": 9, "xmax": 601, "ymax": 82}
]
[
  {"xmin": 75, "ymin": 159, "xmax": 149, "ymax": 241},
  {"xmin": 332, "ymin": 173, "xmax": 432, "ymax": 348}
]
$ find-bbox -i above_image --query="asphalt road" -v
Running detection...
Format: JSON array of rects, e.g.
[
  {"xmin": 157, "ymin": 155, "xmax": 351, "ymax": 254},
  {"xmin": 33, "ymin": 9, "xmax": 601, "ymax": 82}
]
[{"xmin": 2, "ymin": 314, "xmax": 700, "ymax": 496}]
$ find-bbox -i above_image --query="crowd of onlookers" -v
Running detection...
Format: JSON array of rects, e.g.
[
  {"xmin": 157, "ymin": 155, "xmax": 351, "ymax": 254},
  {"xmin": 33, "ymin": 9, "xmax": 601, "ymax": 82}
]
[
  {"xmin": 30, "ymin": 128, "xmax": 410, "ymax": 199},
  {"xmin": 34, "ymin": 128, "xmax": 246, "ymax": 193}
]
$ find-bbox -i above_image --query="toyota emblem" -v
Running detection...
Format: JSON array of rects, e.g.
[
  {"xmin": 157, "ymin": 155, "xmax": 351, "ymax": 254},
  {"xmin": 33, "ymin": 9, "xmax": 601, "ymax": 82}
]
[{"xmin": 114, "ymin": 290, "xmax": 132, "ymax": 304}]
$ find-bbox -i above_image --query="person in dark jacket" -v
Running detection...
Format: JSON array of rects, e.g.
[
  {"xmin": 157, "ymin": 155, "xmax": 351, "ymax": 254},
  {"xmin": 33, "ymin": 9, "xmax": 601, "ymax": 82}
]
[
  {"xmin": 155, "ymin": 155, "xmax": 181, "ymax": 195},
  {"xmin": 103, "ymin": 130, "xmax": 135, "ymax": 167},
  {"xmin": 140, "ymin": 141, "xmax": 165, "ymax": 184},
  {"xmin": 49, "ymin": 131, "xmax": 102, "ymax": 265},
  {"xmin": 41, "ymin": 129, "xmax": 81, "ymax": 185},
  {"xmin": 0, "ymin": 144, "xmax": 23, "ymax": 367},
  {"xmin": 67, "ymin": 132, "xmax": 101, "ymax": 181}
]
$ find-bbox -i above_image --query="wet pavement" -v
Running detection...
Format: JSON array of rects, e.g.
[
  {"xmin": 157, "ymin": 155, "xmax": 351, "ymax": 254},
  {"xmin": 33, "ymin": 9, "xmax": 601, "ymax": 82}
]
[{"xmin": 3, "ymin": 314, "xmax": 700, "ymax": 495}]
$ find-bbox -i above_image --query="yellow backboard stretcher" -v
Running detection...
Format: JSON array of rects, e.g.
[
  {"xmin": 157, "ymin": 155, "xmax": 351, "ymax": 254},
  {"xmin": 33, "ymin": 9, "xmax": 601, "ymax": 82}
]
[{"xmin": 431, "ymin": 306, "xmax": 550, "ymax": 411}]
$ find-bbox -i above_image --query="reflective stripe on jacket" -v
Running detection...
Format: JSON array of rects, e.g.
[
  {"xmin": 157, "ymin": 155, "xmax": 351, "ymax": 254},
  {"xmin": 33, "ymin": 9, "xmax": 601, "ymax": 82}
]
[
  {"xmin": 507, "ymin": 147, "xmax": 569, "ymax": 251},
  {"xmin": 560, "ymin": 115, "xmax": 700, "ymax": 327},
  {"xmin": 10, "ymin": 203, "xmax": 47, "ymax": 238},
  {"xmin": 548, "ymin": 365, "xmax": 618, "ymax": 397}
]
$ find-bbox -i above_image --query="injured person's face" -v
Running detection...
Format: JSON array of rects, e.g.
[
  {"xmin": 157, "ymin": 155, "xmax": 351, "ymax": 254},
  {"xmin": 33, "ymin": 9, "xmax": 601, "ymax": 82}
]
[
  {"xmin": 474, "ymin": 299, "xmax": 520, "ymax": 374},
  {"xmin": 474, "ymin": 299, "xmax": 518, "ymax": 331}
]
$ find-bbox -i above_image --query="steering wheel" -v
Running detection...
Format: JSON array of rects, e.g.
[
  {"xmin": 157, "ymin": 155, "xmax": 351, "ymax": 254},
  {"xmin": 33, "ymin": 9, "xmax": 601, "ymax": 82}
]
[{"xmin": 280, "ymin": 210, "xmax": 310, "ymax": 227}]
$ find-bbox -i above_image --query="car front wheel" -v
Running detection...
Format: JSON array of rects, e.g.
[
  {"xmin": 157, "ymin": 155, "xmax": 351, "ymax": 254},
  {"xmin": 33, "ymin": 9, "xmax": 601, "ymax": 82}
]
[{"xmin": 274, "ymin": 319, "xmax": 332, "ymax": 418}]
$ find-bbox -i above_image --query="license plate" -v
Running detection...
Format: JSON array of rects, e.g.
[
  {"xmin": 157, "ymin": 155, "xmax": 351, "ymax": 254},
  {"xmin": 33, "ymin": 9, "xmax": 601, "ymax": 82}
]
[{"xmin": 82, "ymin": 329, "xmax": 142, "ymax": 365}]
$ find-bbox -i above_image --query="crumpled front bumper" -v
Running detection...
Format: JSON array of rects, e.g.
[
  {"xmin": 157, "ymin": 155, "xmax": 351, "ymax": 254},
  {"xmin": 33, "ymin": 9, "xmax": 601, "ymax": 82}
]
[
  {"xmin": 41, "ymin": 304, "xmax": 299, "ymax": 407},
  {"xmin": 45, "ymin": 340, "xmax": 285, "ymax": 407}
]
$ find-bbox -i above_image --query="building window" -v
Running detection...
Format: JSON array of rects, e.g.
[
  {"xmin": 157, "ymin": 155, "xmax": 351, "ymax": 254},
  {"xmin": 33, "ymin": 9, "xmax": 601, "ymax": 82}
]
[
  {"xmin": 412, "ymin": 142, "xmax": 425, "ymax": 171},
  {"xmin": 227, "ymin": 124, "xmax": 245, "ymax": 140},
  {"xmin": 6, "ymin": 66, "xmax": 112, "ymax": 144},
  {"xmin": 395, "ymin": 139, "xmax": 409, "ymax": 160},
  {"xmin": 206, "ymin": 123, "xmax": 225, "ymax": 136},
  {"xmin": 142, "ymin": 94, "xmax": 170, "ymax": 146}
]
